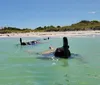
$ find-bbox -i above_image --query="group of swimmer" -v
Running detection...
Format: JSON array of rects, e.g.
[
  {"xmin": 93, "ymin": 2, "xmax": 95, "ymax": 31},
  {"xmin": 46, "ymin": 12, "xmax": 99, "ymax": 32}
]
[{"xmin": 20, "ymin": 37, "xmax": 71, "ymax": 59}]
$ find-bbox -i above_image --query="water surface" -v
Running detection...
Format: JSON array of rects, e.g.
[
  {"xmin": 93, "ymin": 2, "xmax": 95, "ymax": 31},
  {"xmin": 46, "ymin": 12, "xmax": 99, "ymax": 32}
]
[{"xmin": 0, "ymin": 36, "xmax": 100, "ymax": 85}]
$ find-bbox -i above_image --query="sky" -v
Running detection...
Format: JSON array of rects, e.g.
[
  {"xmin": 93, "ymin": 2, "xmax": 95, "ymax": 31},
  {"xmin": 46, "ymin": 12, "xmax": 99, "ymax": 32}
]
[{"xmin": 0, "ymin": 0, "xmax": 100, "ymax": 29}]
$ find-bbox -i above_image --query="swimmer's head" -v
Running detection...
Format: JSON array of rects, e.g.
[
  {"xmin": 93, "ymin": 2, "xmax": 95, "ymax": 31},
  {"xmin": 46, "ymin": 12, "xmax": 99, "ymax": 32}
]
[{"xmin": 49, "ymin": 46, "xmax": 53, "ymax": 49}]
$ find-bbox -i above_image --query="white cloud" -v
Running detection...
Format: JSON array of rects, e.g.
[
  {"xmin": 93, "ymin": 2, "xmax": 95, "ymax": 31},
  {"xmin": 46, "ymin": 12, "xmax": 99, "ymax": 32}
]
[{"xmin": 88, "ymin": 11, "xmax": 96, "ymax": 14}]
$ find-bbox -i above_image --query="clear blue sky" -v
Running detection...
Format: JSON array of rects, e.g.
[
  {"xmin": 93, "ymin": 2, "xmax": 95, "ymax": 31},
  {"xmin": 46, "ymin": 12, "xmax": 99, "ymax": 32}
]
[{"xmin": 0, "ymin": 0, "xmax": 100, "ymax": 29}]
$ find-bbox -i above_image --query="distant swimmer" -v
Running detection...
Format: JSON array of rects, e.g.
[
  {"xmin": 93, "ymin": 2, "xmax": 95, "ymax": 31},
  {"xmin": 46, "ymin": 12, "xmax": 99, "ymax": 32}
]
[{"xmin": 43, "ymin": 37, "xmax": 50, "ymax": 40}]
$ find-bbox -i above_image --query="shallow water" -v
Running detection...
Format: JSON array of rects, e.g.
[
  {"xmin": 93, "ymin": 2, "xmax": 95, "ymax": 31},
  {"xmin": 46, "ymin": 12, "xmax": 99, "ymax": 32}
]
[{"xmin": 0, "ymin": 36, "xmax": 100, "ymax": 85}]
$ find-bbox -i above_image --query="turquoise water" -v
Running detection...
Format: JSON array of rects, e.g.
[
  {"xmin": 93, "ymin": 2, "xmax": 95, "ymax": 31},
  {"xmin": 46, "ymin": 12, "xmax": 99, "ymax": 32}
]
[{"xmin": 0, "ymin": 36, "xmax": 100, "ymax": 85}]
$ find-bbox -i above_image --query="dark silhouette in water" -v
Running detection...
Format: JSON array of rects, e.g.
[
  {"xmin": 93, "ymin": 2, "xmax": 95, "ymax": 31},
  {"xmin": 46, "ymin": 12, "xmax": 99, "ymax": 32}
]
[
  {"xmin": 54, "ymin": 37, "xmax": 71, "ymax": 58},
  {"xmin": 20, "ymin": 38, "xmax": 40, "ymax": 45},
  {"xmin": 43, "ymin": 37, "xmax": 50, "ymax": 40},
  {"xmin": 20, "ymin": 38, "xmax": 27, "ymax": 45}
]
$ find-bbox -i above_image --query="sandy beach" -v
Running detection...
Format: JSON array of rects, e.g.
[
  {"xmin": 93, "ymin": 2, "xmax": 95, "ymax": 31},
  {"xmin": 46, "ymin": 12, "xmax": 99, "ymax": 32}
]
[{"xmin": 0, "ymin": 30, "xmax": 100, "ymax": 38}]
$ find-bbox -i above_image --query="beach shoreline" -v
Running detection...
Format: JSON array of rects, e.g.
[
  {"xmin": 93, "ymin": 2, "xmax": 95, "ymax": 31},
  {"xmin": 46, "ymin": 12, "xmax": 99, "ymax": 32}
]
[{"xmin": 0, "ymin": 30, "xmax": 100, "ymax": 38}]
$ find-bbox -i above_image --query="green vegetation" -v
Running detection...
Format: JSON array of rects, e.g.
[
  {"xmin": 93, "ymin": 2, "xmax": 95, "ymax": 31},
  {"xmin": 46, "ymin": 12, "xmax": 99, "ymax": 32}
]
[
  {"xmin": 34, "ymin": 20, "xmax": 100, "ymax": 31},
  {"xmin": 0, "ymin": 20, "xmax": 100, "ymax": 33},
  {"xmin": 0, "ymin": 27, "xmax": 33, "ymax": 33}
]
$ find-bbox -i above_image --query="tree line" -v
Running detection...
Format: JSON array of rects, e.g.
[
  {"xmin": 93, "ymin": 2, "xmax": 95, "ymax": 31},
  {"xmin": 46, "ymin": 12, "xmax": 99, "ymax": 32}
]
[
  {"xmin": 0, "ymin": 27, "xmax": 33, "ymax": 33},
  {"xmin": 0, "ymin": 20, "xmax": 100, "ymax": 33},
  {"xmin": 34, "ymin": 20, "xmax": 100, "ymax": 31}
]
